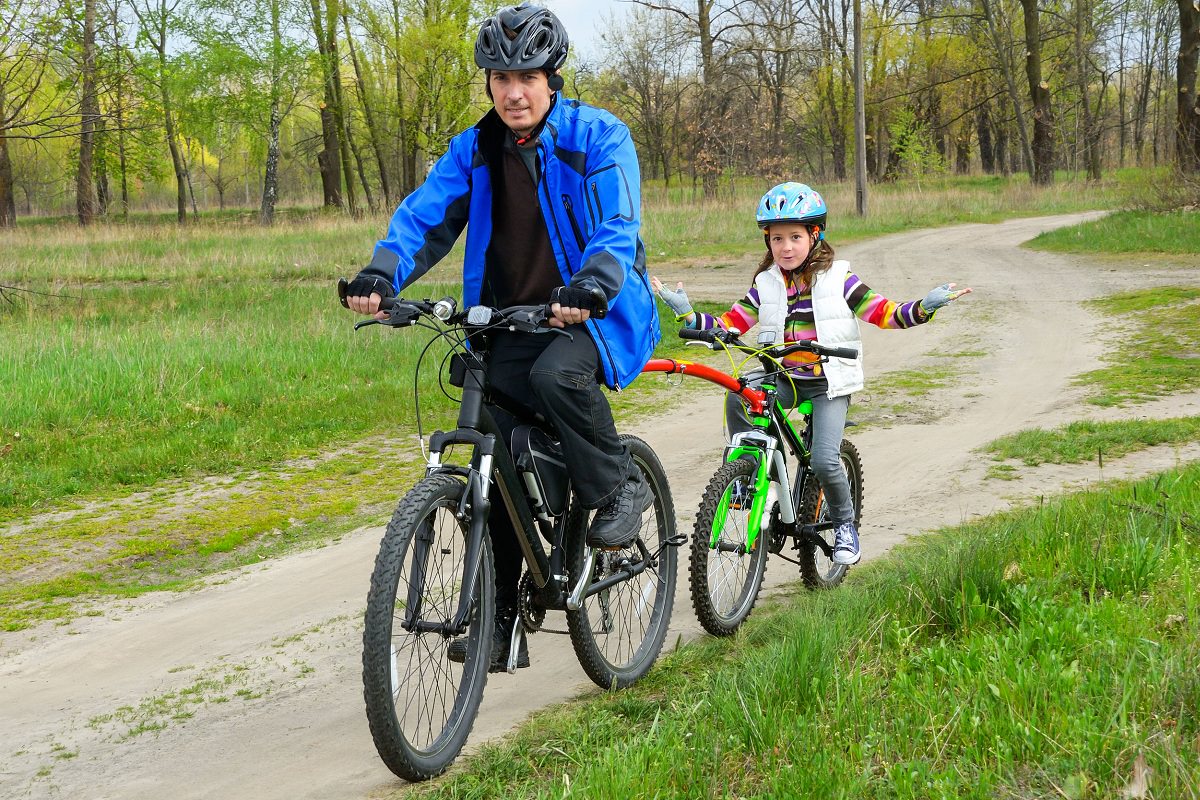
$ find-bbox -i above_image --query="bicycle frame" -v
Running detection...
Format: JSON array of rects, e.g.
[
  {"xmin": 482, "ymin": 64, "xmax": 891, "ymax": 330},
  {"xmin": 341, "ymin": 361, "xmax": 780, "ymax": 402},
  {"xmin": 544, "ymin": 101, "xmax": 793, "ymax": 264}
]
[
  {"xmin": 642, "ymin": 355, "xmax": 831, "ymax": 556},
  {"xmin": 411, "ymin": 351, "xmax": 554, "ymax": 637},
  {"xmin": 416, "ymin": 339, "xmax": 661, "ymax": 639}
]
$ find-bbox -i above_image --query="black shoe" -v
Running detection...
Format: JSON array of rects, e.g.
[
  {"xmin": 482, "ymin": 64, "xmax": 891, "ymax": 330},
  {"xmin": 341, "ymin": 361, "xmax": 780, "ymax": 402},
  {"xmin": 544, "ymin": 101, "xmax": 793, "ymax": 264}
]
[
  {"xmin": 587, "ymin": 477, "xmax": 653, "ymax": 549},
  {"xmin": 446, "ymin": 613, "xmax": 530, "ymax": 672}
]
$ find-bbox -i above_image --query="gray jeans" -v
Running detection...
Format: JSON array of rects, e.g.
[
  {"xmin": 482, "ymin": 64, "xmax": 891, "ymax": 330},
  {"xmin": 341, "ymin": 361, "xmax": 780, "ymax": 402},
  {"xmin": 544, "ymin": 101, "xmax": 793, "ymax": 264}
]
[{"xmin": 724, "ymin": 372, "xmax": 854, "ymax": 522}]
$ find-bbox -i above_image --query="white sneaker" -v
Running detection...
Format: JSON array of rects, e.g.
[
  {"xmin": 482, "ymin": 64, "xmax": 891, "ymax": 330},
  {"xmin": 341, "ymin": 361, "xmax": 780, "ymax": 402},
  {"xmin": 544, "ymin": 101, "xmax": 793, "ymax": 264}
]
[{"xmin": 831, "ymin": 521, "xmax": 861, "ymax": 565}]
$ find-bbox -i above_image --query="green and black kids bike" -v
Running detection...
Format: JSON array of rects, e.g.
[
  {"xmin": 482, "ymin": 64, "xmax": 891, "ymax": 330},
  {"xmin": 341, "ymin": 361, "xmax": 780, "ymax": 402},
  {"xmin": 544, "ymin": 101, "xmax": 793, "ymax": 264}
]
[
  {"xmin": 341, "ymin": 281, "xmax": 682, "ymax": 782},
  {"xmin": 642, "ymin": 326, "xmax": 864, "ymax": 636}
]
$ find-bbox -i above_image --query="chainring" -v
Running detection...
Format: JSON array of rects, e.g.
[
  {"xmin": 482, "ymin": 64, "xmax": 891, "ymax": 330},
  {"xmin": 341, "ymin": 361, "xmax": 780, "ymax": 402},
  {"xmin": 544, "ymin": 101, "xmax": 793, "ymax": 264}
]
[
  {"xmin": 767, "ymin": 503, "xmax": 787, "ymax": 554},
  {"xmin": 517, "ymin": 570, "xmax": 546, "ymax": 633}
]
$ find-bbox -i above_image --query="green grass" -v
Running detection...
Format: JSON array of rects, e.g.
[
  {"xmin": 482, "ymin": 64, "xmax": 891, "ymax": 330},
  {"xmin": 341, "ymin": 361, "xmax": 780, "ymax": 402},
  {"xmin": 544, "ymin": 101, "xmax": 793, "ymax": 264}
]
[
  {"xmin": 984, "ymin": 417, "xmax": 1200, "ymax": 467},
  {"xmin": 1027, "ymin": 209, "xmax": 1200, "ymax": 255},
  {"xmin": 0, "ymin": 281, "xmax": 466, "ymax": 513},
  {"xmin": 980, "ymin": 285, "xmax": 1200, "ymax": 478},
  {"xmin": 1075, "ymin": 286, "xmax": 1200, "ymax": 407},
  {"xmin": 398, "ymin": 464, "xmax": 1200, "ymax": 799}
]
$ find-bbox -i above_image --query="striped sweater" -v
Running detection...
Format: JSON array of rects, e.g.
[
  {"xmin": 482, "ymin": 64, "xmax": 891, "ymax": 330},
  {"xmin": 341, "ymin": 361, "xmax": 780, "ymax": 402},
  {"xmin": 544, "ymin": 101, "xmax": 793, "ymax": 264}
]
[{"xmin": 693, "ymin": 268, "xmax": 929, "ymax": 378}]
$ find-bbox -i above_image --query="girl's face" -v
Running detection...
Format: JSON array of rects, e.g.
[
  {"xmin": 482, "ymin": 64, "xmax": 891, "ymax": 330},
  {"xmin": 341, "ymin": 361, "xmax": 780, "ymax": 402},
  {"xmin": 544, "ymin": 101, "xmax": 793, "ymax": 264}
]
[{"xmin": 766, "ymin": 223, "xmax": 815, "ymax": 272}]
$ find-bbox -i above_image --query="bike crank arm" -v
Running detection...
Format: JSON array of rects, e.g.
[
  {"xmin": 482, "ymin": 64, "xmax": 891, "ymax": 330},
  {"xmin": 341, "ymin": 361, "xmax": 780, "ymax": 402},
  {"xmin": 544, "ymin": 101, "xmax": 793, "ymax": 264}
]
[
  {"xmin": 566, "ymin": 548, "xmax": 598, "ymax": 611},
  {"xmin": 798, "ymin": 521, "xmax": 837, "ymax": 559}
]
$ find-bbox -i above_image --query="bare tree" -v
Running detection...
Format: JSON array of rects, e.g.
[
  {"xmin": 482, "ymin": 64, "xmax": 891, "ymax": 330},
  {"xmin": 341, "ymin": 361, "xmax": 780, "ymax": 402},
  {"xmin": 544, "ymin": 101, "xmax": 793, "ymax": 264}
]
[
  {"xmin": 633, "ymin": 0, "xmax": 745, "ymax": 195},
  {"xmin": 598, "ymin": 8, "xmax": 691, "ymax": 184},
  {"xmin": 979, "ymin": 0, "xmax": 1035, "ymax": 177}
]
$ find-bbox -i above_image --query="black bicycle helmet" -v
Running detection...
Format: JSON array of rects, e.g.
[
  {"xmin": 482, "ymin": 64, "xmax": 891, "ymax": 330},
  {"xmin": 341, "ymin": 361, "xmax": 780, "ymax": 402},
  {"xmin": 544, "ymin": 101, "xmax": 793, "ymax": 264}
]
[{"xmin": 474, "ymin": 3, "xmax": 569, "ymax": 72}]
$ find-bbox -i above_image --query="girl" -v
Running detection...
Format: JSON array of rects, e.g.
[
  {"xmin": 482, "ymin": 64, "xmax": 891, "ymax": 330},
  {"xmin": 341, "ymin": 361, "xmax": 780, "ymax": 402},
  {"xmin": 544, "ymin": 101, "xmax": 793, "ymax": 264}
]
[{"xmin": 651, "ymin": 182, "xmax": 971, "ymax": 565}]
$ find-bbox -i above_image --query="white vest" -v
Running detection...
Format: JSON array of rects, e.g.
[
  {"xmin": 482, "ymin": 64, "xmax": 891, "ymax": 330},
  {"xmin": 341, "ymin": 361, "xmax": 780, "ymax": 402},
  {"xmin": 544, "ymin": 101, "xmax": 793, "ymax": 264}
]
[{"xmin": 754, "ymin": 260, "xmax": 864, "ymax": 398}]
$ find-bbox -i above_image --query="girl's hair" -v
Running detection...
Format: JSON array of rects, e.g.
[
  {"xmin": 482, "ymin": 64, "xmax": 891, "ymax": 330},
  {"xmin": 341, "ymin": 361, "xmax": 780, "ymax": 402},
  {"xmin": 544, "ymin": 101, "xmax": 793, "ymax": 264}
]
[{"xmin": 754, "ymin": 226, "xmax": 836, "ymax": 289}]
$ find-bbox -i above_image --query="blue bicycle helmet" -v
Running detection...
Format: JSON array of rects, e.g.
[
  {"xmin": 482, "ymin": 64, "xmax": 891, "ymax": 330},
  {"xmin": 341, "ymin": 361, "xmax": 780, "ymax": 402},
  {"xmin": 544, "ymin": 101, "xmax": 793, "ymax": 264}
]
[{"xmin": 755, "ymin": 182, "xmax": 827, "ymax": 239}]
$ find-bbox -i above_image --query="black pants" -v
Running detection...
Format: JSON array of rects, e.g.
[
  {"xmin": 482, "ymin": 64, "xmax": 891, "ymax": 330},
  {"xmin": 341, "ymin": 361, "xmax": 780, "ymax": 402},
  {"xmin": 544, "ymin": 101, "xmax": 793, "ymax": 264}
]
[{"xmin": 483, "ymin": 326, "xmax": 634, "ymax": 610}]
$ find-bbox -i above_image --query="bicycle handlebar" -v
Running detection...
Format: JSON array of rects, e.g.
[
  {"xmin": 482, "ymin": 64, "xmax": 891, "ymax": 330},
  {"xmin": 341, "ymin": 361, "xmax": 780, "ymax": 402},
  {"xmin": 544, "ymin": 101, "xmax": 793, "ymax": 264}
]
[
  {"xmin": 677, "ymin": 326, "xmax": 859, "ymax": 361},
  {"xmin": 337, "ymin": 278, "xmax": 560, "ymax": 335},
  {"xmin": 338, "ymin": 277, "xmax": 602, "ymax": 332}
]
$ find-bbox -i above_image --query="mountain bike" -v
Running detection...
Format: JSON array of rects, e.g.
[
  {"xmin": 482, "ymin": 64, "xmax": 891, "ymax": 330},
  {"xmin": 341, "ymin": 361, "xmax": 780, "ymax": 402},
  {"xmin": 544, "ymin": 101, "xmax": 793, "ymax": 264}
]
[
  {"xmin": 341, "ymin": 281, "xmax": 682, "ymax": 782},
  {"xmin": 642, "ymin": 327, "xmax": 864, "ymax": 637}
]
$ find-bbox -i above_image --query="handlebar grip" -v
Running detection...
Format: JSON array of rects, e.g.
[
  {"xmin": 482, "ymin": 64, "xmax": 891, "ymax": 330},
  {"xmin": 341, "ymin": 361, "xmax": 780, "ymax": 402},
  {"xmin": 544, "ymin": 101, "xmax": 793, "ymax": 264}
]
[
  {"xmin": 678, "ymin": 327, "xmax": 709, "ymax": 341},
  {"xmin": 826, "ymin": 346, "xmax": 860, "ymax": 360},
  {"xmin": 338, "ymin": 276, "xmax": 397, "ymax": 313}
]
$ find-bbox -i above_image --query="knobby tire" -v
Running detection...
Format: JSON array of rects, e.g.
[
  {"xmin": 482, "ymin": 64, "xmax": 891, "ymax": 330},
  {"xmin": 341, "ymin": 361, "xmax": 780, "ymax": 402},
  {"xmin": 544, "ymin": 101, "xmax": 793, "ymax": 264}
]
[
  {"xmin": 362, "ymin": 474, "xmax": 495, "ymax": 782},
  {"xmin": 689, "ymin": 456, "xmax": 769, "ymax": 636},
  {"xmin": 566, "ymin": 434, "xmax": 678, "ymax": 690}
]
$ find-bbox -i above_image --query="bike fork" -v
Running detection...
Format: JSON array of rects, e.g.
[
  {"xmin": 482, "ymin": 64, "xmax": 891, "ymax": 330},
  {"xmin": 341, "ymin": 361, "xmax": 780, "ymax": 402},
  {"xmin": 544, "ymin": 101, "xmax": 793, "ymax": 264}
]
[{"xmin": 449, "ymin": 455, "xmax": 493, "ymax": 635}]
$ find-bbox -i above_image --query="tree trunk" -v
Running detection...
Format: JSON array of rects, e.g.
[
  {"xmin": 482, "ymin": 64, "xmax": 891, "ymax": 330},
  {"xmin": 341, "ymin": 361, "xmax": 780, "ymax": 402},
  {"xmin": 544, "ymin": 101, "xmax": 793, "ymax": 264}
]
[
  {"xmin": 0, "ymin": 81, "xmax": 14, "ymax": 227},
  {"xmin": 326, "ymin": 0, "xmax": 358, "ymax": 217},
  {"xmin": 113, "ymin": 6, "xmax": 130, "ymax": 218},
  {"xmin": 1021, "ymin": 0, "xmax": 1054, "ymax": 185},
  {"xmin": 1177, "ymin": 0, "xmax": 1200, "ymax": 171},
  {"xmin": 343, "ymin": 10, "xmax": 393, "ymax": 208},
  {"xmin": 261, "ymin": 103, "xmax": 282, "ymax": 225},
  {"xmin": 980, "ymin": 0, "xmax": 1035, "ymax": 178},
  {"xmin": 95, "ymin": 116, "xmax": 110, "ymax": 214},
  {"xmin": 260, "ymin": 0, "xmax": 283, "ymax": 225},
  {"xmin": 1075, "ymin": 1, "xmax": 1102, "ymax": 182},
  {"xmin": 977, "ymin": 101, "xmax": 996, "ymax": 173},
  {"xmin": 955, "ymin": 123, "xmax": 971, "ymax": 173},
  {"xmin": 77, "ymin": 0, "xmax": 100, "ymax": 225},
  {"xmin": 309, "ymin": 0, "xmax": 344, "ymax": 208},
  {"xmin": 350, "ymin": 136, "xmax": 377, "ymax": 213},
  {"xmin": 181, "ymin": 137, "xmax": 199, "ymax": 215}
]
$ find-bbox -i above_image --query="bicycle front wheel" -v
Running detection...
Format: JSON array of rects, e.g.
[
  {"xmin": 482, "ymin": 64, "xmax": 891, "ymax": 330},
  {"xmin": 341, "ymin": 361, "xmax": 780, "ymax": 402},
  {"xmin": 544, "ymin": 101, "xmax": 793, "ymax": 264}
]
[
  {"xmin": 689, "ymin": 456, "xmax": 769, "ymax": 636},
  {"xmin": 362, "ymin": 474, "xmax": 495, "ymax": 782},
  {"xmin": 798, "ymin": 439, "xmax": 864, "ymax": 590},
  {"xmin": 567, "ymin": 434, "xmax": 678, "ymax": 690}
]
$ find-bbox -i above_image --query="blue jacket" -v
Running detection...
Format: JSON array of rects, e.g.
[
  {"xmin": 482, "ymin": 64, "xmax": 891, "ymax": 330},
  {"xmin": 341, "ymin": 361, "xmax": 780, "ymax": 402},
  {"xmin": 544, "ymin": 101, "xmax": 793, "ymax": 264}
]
[{"xmin": 362, "ymin": 96, "xmax": 660, "ymax": 390}]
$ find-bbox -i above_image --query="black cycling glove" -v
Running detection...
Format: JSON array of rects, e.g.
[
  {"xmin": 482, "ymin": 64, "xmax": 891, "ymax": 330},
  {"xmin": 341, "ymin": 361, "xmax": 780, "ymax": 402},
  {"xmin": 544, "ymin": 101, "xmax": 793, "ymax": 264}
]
[
  {"xmin": 339, "ymin": 274, "xmax": 395, "ymax": 308},
  {"xmin": 550, "ymin": 285, "xmax": 608, "ymax": 318}
]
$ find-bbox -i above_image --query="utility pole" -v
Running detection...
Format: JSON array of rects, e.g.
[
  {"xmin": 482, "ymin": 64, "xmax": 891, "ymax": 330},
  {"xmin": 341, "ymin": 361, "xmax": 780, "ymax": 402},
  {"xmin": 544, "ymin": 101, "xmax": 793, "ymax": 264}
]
[{"xmin": 853, "ymin": 0, "xmax": 868, "ymax": 215}]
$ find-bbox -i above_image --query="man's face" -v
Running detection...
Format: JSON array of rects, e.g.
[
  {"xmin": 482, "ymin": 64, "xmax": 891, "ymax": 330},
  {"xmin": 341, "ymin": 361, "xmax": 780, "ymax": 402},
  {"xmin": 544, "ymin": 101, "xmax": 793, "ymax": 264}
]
[{"xmin": 490, "ymin": 69, "xmax": 553, "ymax": 138}]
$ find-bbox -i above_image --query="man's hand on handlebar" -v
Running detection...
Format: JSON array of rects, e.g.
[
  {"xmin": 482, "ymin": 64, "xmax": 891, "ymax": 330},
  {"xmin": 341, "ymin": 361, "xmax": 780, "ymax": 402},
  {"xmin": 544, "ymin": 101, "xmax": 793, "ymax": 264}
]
[
  {"xmin": 339, "ymin": 274, "xmax": 395, "ymax": 319},
  {"xmin": 548, "ymin": 285, "xmax": 607, "ymax": 329}
]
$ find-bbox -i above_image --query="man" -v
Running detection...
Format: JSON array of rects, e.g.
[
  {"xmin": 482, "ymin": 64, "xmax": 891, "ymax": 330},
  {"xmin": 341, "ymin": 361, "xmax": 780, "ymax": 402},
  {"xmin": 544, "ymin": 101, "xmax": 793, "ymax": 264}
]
[{"xmin": 341, "ymin": 3, "xmax": 660, "ymax": 671}]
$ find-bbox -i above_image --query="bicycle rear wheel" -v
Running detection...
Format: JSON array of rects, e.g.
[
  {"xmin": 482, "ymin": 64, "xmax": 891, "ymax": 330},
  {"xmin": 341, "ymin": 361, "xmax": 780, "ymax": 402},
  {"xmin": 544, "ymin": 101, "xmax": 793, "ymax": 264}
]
[
  {"xmin": 798, "ymin": 439, "xmax": 864, "ymax": 589},
  {"xmin": 362, "ymin": 474, "xmax": 495, "ymax": 782},
  {"xmin": 567, "ymin": 434, "xmax": 678, "ymax": 690},
  {"xmin": 689, "ymin": 456, "xmax": 769, "ymax": 636}
]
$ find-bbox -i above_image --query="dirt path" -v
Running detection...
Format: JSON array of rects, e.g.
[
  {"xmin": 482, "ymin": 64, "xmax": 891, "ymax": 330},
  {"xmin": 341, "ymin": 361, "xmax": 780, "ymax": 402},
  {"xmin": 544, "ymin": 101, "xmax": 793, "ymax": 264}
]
[{"xmin": 3, "ymin": 213, "xmax": 1198, "ymax": 800}]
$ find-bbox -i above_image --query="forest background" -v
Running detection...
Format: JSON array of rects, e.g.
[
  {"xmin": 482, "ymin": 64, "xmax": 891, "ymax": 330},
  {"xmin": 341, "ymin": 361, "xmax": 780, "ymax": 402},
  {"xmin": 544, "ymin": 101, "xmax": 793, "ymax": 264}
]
[{"xmin": 2, "ymin": 0, "xmax": 1200, "ymax": 227}]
